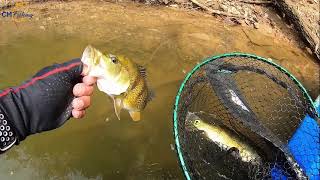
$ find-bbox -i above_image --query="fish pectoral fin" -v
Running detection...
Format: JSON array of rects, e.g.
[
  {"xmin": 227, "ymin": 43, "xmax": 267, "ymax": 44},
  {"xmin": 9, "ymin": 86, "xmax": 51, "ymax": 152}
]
[
  {"xmin": 113, "ymin": 97, "xmax": 123, "ymax": 120},
  {"xmin": 129, "ymin": 111, "xmax": 141, "ymax": 121}
]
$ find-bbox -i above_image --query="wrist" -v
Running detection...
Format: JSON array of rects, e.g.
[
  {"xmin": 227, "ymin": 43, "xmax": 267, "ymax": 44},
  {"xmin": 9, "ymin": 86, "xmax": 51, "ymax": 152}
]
[{"xmin": 0, "ymin": 106, "xmax": 18, "ymax": 152}]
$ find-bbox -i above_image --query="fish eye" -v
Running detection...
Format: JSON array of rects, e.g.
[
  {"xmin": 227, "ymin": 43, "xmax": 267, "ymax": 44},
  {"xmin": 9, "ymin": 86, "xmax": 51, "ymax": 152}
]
[
  {"xmin": 109, "ymin": 55, "xmax": 118, "ymax": 64},
  {"xmin": 194, "ymin": 120, "xmax": 200, "ymax": 125}
]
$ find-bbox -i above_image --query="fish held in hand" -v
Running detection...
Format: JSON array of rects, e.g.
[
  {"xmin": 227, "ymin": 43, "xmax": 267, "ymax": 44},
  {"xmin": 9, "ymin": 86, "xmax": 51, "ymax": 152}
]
[{"xmin": 81, "ymin": 45, "xmax": 154, "ymax": 121}]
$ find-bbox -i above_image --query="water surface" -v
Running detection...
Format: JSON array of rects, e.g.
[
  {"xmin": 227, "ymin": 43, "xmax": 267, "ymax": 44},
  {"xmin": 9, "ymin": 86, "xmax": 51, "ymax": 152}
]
[{"xmin": 0, "ymin": 1, "xmax": 319, "ymax": 179}]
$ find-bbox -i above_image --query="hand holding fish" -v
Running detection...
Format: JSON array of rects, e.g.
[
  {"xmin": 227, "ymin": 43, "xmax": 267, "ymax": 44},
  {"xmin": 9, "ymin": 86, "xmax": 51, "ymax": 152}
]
[
  {"xmin": 0, "ymin": 45, "xmax": 154, "ymax": 153},
  {"xmin": 0, "ymin": 59, "xmax": 96, "ymax": 149},
  {"xmin": 71, "ymin": 65, "xmax": 97, "ymax": 119}
]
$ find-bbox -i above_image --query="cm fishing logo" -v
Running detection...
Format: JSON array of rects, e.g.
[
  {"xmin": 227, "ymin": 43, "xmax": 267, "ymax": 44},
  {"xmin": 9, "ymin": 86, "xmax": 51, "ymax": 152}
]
[
  {"xmin": 0, "ymin": 1, "xmax": 33, "ymax": 19},
  {"xmin": 1, "ymin": 11, "xmax": 33, "ymax": 18}
]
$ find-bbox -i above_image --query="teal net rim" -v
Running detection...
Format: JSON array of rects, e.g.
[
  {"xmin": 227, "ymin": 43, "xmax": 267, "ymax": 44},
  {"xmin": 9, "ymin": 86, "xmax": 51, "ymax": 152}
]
[{"xmin": 172, "ymin": 52, "xmax": 319, "ymax": 180}]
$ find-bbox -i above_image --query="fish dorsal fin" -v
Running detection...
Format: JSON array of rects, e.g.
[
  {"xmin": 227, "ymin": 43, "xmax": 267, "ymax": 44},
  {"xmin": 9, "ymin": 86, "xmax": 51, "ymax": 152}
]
[
  {"xmin": 112, "ymin": 96, "xmax": 123, "ymax": 120},
  {"xmin": 138, "ymin": 65, "xmax": 154, "ymax": 101},
  {"xmin": 138, "ymin": 65, "xmax": 147, "ymax": 78}
]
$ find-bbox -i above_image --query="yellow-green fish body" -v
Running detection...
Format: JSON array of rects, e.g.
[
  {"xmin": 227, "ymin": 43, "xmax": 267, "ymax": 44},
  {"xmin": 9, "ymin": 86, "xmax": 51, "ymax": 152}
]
[
  {"xmin": 81, "ymin": 45, "xmax": 153, "ymax": 121},
  {"xmin": 186, "ymin": 112, "xmax": 261, "ymax": 163}
]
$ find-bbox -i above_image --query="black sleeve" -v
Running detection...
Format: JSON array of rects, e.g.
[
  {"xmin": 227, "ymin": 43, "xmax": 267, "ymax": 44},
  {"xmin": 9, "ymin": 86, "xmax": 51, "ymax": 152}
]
[{"xmin": 0, "ymin": 58, "xmax": 83, "ymax": 144}]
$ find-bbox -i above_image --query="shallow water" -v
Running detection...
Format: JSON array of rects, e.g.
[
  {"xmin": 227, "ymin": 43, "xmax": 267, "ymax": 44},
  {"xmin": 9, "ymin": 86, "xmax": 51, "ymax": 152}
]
[
  {"xmin": 0, "ymin": 1, "xmax": 319, "ymax": 179},
  {"xmin": 0, "ymin": 32, "xmax": 186, "ymax": 179}
]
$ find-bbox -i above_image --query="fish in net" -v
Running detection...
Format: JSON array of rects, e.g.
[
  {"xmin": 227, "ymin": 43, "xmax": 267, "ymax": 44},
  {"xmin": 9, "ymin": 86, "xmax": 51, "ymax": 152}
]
[{"xmin": 173, "ymin": 53, "xmax": 319, "ymax": 180}]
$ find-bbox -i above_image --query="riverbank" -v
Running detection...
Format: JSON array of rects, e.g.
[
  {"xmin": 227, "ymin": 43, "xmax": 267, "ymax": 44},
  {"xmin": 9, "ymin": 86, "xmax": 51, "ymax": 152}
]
[
  {"xmin": 0, "ymin": 0, "xmax": 319, "ymax": 98},
  {"xmin": 1, "ymin": 0, "xmax": 318, "ymax": 59}
]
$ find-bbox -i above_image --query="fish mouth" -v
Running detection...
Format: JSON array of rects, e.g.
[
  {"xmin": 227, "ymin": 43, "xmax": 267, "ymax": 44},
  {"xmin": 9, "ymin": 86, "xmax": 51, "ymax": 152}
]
[
  {"xmin": 81, "ymin": 45, "xmax": 93, "ymax": 59},
  {"xmin": 81, "ymin": 45, "xmax": 108, "ymax": 77},
  {"xmin": 81, "ymin": 45, "xmax": 95, "ymax": 74}
]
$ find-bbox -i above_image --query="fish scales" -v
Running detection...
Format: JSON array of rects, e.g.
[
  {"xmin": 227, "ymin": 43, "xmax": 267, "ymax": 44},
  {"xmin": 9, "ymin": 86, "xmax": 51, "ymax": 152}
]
[{"xmin": 123, "ymin": 58, "xmax": 149, "ymax": 111}]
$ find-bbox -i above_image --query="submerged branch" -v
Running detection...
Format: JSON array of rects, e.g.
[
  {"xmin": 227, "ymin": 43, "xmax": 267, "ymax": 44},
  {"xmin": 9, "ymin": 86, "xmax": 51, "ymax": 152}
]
[
  {"xmin": 239, "ymin": 0, "xmax": 273, "ymax": 5},
  {"xmin": 143, "ymin": 39, "xmax": 171, "ymax": 66}
]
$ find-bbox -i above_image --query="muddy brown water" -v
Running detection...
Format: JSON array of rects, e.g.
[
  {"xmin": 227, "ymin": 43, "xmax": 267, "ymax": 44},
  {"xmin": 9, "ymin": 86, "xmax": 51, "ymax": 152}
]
[{"xmin": 0, "ymin": 1, "xmax": 319, "ymax": 179}]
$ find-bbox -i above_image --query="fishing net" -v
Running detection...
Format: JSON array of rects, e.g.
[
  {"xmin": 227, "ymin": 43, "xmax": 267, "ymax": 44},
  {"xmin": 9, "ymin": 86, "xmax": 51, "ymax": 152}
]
[{"xmin": 173, "ymin": 53, "xmax": 320, "ymax": 180}]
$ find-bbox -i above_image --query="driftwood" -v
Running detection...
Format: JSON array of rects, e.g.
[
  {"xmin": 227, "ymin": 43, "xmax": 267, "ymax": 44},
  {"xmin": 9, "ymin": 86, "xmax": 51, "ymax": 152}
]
[{"xmin": 273, "ymin": 0, "xmax": 320, "ymax": 60}]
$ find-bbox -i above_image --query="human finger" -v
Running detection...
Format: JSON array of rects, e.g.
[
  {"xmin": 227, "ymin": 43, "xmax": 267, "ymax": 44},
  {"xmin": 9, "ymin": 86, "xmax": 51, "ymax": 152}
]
[
  {"xmin": 72, "ymin": 96, "xmax": 91, "ymax": 110},
  {"xmin": 83, "ymin": 76, "xmax": 97, "ymax": 86},
  {"xmin": 72, "ymin": 110, "xmax": 86, "ymax": 119},
  {"xmin": 73, "ymin": 83, "xmax": 94, "ymax": 96}
]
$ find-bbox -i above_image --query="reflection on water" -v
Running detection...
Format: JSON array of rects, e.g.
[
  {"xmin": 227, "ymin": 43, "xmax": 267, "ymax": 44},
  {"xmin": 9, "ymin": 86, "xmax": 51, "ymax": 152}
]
[
  {"xmin": 0, "ymin": 3, "xmax": 319, "ymax": 179},
  {"xmin": 0, "ymin": 148, "xmax": 103, "ymax": 180}
]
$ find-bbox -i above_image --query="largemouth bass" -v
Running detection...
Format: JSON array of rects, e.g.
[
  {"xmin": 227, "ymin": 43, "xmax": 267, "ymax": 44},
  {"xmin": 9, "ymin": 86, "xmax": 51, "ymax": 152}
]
[
  {"xmin": 81, "ymin": 45, "xmax": 153, "ymax": 121},
  {"xmin": 186, "ymin": 112, "xmax": 262, "ymax": 164}
]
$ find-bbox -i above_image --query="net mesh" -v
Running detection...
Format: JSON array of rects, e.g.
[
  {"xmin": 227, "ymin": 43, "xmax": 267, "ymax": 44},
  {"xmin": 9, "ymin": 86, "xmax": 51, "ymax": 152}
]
[{"xmin": 175, "ymin": 55, "xmax": 319, "ymax": 180}]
